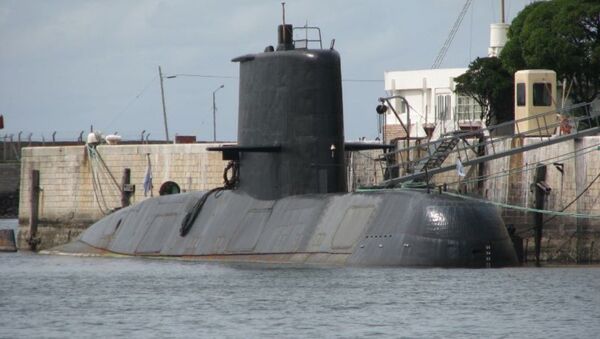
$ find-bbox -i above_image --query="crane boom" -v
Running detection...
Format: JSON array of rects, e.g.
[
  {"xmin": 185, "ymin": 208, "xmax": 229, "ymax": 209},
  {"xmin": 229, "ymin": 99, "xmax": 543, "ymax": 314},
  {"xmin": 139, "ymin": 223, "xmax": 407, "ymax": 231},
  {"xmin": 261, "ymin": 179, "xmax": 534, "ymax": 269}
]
[{"xmin": 431, "ymin": 0, "xmax": 472, "ymax": 69}]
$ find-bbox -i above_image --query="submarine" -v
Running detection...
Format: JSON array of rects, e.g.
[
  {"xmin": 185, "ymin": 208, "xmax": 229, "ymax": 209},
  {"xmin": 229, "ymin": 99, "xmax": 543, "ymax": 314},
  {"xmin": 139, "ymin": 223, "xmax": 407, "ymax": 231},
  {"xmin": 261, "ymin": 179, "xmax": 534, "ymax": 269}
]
[{"xmin": 52, "ymin": 23, "xmax": 519, "ymax": 267}]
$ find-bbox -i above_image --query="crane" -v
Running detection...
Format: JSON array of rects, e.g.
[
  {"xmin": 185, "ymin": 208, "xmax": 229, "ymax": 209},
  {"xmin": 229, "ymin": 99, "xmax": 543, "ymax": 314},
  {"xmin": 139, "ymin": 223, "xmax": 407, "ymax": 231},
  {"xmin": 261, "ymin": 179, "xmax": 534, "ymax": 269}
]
[{"xmin": 431, "ymin": 0, "xmax": 472, "ymax": 69}]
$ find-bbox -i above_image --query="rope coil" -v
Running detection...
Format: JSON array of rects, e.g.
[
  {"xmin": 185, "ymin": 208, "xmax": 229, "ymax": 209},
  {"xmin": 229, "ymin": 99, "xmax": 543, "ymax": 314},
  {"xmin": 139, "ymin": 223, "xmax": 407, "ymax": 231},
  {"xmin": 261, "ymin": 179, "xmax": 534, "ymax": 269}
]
[{"xmin": 223, "ymin": 161, "xmax": 239, "ymax": 189}]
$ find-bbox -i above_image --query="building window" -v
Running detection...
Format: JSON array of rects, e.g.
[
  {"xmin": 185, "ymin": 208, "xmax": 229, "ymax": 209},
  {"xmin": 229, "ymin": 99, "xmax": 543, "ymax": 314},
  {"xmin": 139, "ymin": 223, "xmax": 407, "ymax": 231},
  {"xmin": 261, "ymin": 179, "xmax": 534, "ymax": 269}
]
[
  {"xmin": 397, "ymin": 99, "xmax": 406, "ymax": 114},
  {"xmin": 436, "ymin": 94, "xmax": 451, "ymax": 121},
  {"xmin": 516, "ymin": 83, "xmax": 526, "ymax": 106},
  {"xmin": 533, "ymin": 83, "xmax": 552, "ymax": 106},
  {"xmin": 455, "ymin": 95, "xmax": 482, "ymax": 121}
]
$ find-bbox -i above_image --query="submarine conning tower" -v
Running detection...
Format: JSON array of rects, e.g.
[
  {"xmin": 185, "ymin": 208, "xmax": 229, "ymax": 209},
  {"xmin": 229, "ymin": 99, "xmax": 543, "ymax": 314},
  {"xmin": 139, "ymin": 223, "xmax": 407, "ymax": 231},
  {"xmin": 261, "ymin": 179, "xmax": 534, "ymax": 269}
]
[{"xmin": 229, "ymin": 24, "xmax": 346, "ymax": 200}]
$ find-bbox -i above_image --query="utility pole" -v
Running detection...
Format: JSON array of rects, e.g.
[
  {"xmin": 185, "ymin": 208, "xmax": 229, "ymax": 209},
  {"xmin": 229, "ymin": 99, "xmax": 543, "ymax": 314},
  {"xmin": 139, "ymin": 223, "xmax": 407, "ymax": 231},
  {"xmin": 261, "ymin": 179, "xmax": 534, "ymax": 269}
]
[
  {"xmin": 212, "ymin": 84, "xmax": 224, "ymax": 142},
  {"xmin": 158, "ymin": 66, "xmax": 170, "ymax": 142}
]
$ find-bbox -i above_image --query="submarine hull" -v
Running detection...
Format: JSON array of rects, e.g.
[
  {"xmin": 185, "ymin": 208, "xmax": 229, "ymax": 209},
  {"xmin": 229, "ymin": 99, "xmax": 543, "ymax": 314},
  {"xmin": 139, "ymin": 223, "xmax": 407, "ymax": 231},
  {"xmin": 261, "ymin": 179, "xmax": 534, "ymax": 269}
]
[
  {"xmin": 52, "ymin": 190, "xmax": 518, "ymax": 267},
  {"xmin": 50, "ymin": 24, "xmax": 519, "ymax": 267}
]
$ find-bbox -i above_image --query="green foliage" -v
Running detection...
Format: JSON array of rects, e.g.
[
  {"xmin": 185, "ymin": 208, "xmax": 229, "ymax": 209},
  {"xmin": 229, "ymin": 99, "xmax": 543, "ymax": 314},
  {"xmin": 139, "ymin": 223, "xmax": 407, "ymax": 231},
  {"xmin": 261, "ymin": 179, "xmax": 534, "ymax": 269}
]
[
  {"xmin": 500, "ymin": 0, "xmax": 600, "ymax": 103},
  {"xmin": 454, "ymin": 57, "xmax": 513, "ymax": 126},
  {"xmin": 501, "ymin": 2, "xmax": 544, "ymax": 73}
]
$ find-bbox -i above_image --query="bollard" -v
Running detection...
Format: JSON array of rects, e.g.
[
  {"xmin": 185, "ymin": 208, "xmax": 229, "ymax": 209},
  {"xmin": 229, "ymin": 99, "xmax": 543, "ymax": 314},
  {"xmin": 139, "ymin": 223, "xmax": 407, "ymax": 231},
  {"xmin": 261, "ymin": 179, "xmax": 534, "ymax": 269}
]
[{"xmin": 121, "ymin": 168, "xmax": 133, "ymax": 208}]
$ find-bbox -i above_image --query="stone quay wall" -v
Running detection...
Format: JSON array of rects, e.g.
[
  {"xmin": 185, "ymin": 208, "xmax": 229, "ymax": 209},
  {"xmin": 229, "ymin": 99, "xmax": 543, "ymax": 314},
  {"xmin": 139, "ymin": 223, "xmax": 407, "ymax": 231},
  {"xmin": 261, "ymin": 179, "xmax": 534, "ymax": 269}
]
[
  {"xmin": 346, "ymin": 149, "xmax": 385, "ymax": 190},
  {"xmin": 17, "ymin": 143, "xmax": 228, "ymax": 250},
  {"xmin": 430, "ymin": 136, "xmax": 600, "ymax": 263}
]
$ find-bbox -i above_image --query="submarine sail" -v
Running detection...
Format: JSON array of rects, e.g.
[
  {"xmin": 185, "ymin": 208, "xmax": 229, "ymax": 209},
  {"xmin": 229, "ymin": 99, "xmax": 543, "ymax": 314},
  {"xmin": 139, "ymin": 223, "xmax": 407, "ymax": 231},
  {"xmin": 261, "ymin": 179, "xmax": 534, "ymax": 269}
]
[{"xmin": 235, "ymin": 24, "xmax": 346, "ymax": 200}]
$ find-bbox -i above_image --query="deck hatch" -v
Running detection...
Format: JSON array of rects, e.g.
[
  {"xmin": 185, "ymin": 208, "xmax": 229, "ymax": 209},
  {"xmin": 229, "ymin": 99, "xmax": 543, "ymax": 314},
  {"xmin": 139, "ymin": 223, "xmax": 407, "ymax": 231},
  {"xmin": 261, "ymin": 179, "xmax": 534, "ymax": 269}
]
[{"xmin": 332, "ymin": 206, "xmax": 374, "ymax": 249}]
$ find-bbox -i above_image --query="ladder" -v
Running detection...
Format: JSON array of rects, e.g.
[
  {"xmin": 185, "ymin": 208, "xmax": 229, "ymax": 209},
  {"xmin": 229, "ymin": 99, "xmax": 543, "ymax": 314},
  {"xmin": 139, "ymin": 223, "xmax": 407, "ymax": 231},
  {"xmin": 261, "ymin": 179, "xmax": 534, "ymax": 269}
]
[{"xmin": 413, "ymin": 132, "xmax": 462, "ymax": 173}]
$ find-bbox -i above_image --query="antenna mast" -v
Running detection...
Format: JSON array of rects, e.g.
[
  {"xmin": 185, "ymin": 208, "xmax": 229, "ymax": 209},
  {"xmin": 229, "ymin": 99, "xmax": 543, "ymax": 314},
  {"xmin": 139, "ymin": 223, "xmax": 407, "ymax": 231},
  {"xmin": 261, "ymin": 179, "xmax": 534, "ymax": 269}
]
[{"xmin": 281, "ymin": 2, "xmax": 286, "ymax": 42}]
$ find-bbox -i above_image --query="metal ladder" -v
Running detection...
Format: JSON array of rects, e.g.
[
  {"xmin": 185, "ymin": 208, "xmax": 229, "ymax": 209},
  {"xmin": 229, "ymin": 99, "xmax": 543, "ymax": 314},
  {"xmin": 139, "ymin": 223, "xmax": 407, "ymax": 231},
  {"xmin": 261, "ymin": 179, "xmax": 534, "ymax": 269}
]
[{"xmin": 413, "ymin": 132, "xmax": 462, "ymax": 173}]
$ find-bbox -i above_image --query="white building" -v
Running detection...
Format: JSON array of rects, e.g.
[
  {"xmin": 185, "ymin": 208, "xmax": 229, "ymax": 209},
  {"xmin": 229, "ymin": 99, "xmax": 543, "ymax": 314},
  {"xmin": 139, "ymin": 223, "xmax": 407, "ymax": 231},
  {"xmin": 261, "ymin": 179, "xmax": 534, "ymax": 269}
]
[
  {"xmin": 382, "ymin": 68, "xmax": 483, "ymax": 142},
  {"xmin": 381, "ymin": 15, "xmax": 511, "ymax": 143}
]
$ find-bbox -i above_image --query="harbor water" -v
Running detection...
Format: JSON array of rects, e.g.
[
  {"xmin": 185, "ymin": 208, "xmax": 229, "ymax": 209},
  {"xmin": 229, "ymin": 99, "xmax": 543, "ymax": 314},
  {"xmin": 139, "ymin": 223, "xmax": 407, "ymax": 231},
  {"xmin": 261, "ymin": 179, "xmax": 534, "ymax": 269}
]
[{"xmin": 1, "ymin": 219, "xmax": 600, "ymax": 338}]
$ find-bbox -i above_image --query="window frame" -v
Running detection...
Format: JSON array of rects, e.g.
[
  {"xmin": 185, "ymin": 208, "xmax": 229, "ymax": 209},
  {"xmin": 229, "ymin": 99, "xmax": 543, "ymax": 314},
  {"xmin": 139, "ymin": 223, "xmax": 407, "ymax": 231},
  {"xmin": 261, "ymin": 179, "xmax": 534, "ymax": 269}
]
[
  {"xmin": 533, "ymin": 82, "xmax": 552, "ymax": 107},
  {"xmin": 516, "ymin": 83, "xmax": 526, "ymax": 107}
]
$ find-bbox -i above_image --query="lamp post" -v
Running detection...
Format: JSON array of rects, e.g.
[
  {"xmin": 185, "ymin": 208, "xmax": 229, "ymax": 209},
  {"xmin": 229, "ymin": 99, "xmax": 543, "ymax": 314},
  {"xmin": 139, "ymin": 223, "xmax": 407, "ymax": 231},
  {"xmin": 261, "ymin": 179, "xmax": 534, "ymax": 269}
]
[
  {"xmin": 212, "ymin": 84, "xmax": 224, "ymax": 142},
  {"xmin": 158, "ymin": 66, "xmax": 171, "ymax": 142}
]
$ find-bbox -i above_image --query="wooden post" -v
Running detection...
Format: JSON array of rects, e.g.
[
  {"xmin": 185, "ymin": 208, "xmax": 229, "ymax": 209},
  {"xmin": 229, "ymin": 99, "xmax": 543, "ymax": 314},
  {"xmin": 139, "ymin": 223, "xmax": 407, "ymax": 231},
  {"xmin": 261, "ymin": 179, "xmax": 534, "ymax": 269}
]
[
  {"xmin": 121, "ymin": 168, "xmax": 132, "ymax": 208},
  {"xmin": 524, "ymin": 238, "xmax": 529, "ymax": 263},
  {"xmin": 575, "ymin": 138, "xmax": 587, "ymax": 264},
  {"xmin": 28, "ymin": 169, "xmax": 40, "ymax": 251},
  {"xmin": 533, "ymin": 164, "xmax": 548, "ymax": 267}
]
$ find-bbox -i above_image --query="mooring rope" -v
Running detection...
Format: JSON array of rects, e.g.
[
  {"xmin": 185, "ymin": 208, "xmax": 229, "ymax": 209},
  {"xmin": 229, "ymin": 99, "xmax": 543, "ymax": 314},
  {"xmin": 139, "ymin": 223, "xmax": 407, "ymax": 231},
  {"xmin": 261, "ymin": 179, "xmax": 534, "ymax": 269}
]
[
  {"xmin": 441, "ymin": 191, "xmax": 600, "ymax": 219},
  {"xmin": 443, "ymin": 141, "xmax": 600, "ymax": 187},
  {"xmin": 87, "ymin": 144, "xmax": 122, "ymax": 215},
  {"xmin": 357, "ymin": 187, "xmax": 600, "ymax": 219}
]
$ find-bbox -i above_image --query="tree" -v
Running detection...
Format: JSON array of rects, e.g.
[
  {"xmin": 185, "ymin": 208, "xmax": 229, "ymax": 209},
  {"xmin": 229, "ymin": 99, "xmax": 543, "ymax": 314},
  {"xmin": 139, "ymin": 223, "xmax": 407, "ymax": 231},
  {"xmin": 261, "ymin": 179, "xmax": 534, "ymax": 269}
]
[
  {"xmin": 501, "ymin": 0, "xmax": 600, "ymax": 104},
  {"xmin": 454, "ymin": 57, "xmax": 514, "ymax": 127},
  {"xmin": 499, "ymin": 2, "xmax": 544, "ymax": 73}
]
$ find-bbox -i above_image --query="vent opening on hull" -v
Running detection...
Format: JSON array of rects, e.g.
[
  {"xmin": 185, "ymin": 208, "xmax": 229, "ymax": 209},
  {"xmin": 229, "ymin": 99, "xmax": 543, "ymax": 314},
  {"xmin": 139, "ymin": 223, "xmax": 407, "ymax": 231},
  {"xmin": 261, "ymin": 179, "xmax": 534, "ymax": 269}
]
[{"xmin": 159, "ymin": 181, "xmax": 181, "ymax": 196}]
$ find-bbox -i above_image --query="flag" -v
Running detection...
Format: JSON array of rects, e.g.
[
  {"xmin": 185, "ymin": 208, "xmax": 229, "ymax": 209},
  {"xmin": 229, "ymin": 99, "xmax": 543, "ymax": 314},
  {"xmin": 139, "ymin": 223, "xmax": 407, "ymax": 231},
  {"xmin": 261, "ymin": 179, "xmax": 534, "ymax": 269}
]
[
  {"xmin": 456, "ymin": 159, "xmax": 466, "ymax": 177},
  {"xmin": 143, "ymin": 155, "xmax": 153, "ymax": 197}
]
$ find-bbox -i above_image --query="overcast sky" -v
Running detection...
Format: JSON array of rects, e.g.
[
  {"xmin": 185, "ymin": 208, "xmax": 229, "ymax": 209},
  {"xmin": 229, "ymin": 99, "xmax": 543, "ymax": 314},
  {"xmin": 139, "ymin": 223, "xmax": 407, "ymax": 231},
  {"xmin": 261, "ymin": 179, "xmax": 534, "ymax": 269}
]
[{"xmin": 0, "ymin": 0, "xmax": 533, "ymax": 142}]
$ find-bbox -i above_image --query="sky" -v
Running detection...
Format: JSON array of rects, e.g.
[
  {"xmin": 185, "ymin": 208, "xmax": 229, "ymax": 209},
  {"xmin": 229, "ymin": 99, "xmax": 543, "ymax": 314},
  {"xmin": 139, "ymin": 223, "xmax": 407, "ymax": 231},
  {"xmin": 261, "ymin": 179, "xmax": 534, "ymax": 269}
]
[{"xmin": 0, "ymin": 0, "xmax": 534, "ymax": 142}]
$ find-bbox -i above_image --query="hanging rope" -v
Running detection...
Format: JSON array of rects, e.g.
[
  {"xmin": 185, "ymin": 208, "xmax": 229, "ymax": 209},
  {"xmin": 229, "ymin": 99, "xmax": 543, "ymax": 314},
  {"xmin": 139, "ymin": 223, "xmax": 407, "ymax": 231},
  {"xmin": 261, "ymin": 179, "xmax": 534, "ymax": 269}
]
[
  {"xmin": 179, "ymin": 187, "xmax": 225, "ymax": 237},
  {"xmin": 179, "ymin": 161, "xmax": 239, "ymax": 237},
  {"xmin": 545, "ymin": 169, "xmax": 600, "ymax": 224},
  {"xmin": 88, "ymin": 145, "xmax": 111, "ymax": 214},
  {"xmin": 548, "ymin": 167, "xmax": 600, "ymax": 258},
  {"xmin": 87, "ymin": 144, "xmax": 122, "ymax": 215},
  {"xmin": 515, "ymin": 168, "xmax": 600, "ymax": 241}
]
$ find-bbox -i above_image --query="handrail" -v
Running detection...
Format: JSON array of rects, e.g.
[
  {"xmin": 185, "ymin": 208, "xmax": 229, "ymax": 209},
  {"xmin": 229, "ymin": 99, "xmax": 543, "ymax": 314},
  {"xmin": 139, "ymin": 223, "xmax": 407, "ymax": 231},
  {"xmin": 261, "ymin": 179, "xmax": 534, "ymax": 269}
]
[
  {"xmin": 378, "ymin": 101, "xmax": 600, "ymax": 186},
  {"xmin": 293, "ymin": 26, "xmax": 323, "ymax": 49}
]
